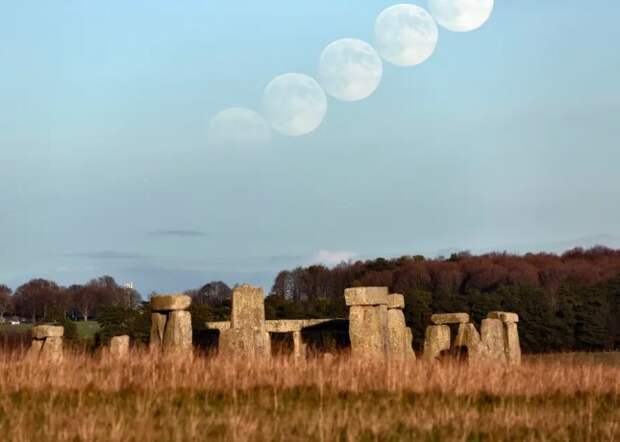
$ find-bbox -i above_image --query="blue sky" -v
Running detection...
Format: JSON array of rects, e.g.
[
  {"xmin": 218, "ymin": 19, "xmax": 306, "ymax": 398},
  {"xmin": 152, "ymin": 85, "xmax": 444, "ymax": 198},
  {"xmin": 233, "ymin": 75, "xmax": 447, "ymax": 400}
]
[{"xmin": 1, "ymin": 1, "xmax": 619, "ymax": 294}]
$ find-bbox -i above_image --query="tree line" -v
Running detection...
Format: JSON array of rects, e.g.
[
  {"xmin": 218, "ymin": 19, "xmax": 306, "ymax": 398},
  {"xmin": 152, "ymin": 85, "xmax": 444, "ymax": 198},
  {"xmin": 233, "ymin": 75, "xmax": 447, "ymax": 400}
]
[{"xmin": 1, "ymin": 247, "xmax": 619, "ymax": 353}]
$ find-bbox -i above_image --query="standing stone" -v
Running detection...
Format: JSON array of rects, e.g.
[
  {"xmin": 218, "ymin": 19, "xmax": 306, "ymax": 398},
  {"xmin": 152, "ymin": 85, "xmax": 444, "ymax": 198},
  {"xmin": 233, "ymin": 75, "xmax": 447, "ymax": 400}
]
[
  {"xmin": 346, "ymin": 287, "xmax": 389, "ymax": 360},
  {"xmin": 40, "ymin": 336, "xmax": 63, "ymax": 363},
  {"xmin": 231, "ymin": 284, "xmax": 265, "ymax": 329},
  {"xmin": 454, "ymin": 322, "xmax": 486, "ymax": 361},
  {"xmin": 292, "ymin": 331, "xmax": 306, "ymax": 359},
  {"xmin": 423, "ymin": 325, "xmax": 450, "ymax": 362},
  {"xmin": 504, "ymin": 322, "xmax": 521, "ymax": 364},
  {"xmin": 163, "ymin": 310, "xmax": 193, "ymax": 354},
  {"xmin": 150, "ymin": 312, "xmax": 167, "ymax": 350},
  {"xmin": 26, "ymin": 325, "xmax": 64, "ymax": 362},
  {"xmin": 150, "ymin": 294, "xmax": 193, "ymax": 355},
  {"xmin": 487, "ymin": 311, "xmax": 519, "ymax": 323},
  {"xmin": 386, "ymin": 294, "xmax": 415, "ymax": 360},
  {"xmin": 24, "ymin": 339, "xmax": 44, "ymax": 362},
  {"xmin": 219, "ymin": 284, "xmax": 270, "ymax": 358},
  {"xmin": 481, "ymin": 318, "xmax": 507, "ymax": 362},
  {"xmin": 109, "ymin": 335, "xmax": 130, "ymax": 359}
]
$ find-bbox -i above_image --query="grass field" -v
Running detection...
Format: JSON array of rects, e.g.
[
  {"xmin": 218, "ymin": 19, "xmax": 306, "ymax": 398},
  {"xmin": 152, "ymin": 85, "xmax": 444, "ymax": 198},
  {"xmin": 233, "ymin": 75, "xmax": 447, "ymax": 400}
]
[
  {"xmin": 0, "ymin": 351, "xmax": 618, "ymax": 441},
  {"xmin": 0, "ymin": 320, "xmax": 100, "ymax": 339}
]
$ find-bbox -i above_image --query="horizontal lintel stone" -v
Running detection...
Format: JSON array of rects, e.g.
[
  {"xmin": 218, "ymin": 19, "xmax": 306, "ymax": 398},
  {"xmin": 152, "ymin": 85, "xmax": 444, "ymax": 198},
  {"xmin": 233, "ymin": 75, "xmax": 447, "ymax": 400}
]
[
  {"xmin": 487, "ymin": 311, "xmax": 519, "ymax": 323},
  {"xmin": 387, "ymin": 294, "xmax": 405, "ymax": 309},
  {"xmin": 344, "ymin": 287, "xmax": 388, "ymax": 306},
  {"xmin": 430, "ymin": 313, "xmax": 470, "ymax": 325},
  {"xmin": 32, "ymin": 325, "xmax": 64, "ymax": 339},
  {"xmin": 151, "ymin": 294, "xmax": 192, "ymax": 312}
]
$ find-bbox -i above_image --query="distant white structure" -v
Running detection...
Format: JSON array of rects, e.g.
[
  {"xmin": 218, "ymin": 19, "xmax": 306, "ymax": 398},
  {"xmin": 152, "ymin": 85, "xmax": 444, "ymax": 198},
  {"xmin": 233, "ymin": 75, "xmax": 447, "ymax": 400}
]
[{"xmin": 123, "ymin": 282, "xmax": 134, "ymax": 290}]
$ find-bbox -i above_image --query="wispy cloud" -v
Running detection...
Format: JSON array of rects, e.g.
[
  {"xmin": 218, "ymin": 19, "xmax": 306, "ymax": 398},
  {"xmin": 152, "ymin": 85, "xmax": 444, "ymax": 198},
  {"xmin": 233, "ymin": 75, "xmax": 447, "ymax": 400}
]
[
  {"xmin": 66, "ymin": 251, "xmax": 148, "ymax": 260},
  {"xmin": 149, "ymin": 229, "xmax": 207, "ymax": 238},
  {"xmin": 311, "ymin": 250, "xmax": 357, "ymax": 267}
]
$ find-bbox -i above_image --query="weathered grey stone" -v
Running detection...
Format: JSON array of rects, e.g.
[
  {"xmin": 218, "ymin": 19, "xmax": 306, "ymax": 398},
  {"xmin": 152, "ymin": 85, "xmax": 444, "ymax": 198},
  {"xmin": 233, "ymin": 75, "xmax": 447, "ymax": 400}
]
[
  {"xmin": 487, "ymin": 311, "xmax": 519, "ymax": 323},
  {"xmin": 344, "ymin": 287, "xmax": 388, "ymax": 306},
  {"xmin": 151, "ymin": 294, "xmax": 192, "ymax": 312},
  {"xmin": 430, "ymin": 313, "xmax": 470, "ymax": 325},
  {"xmin": 481, "ymin": 318, "xmax": 507, "ymax": 362},
  {"xmin": 386, "ymin": 308, "xmax": 415, "ymax": 360},
  {"xmin": 219, "ymin": 328, "xmax": 271, "ymax": 358},
  {"xmin": 504, "ymin": 322, "xmax": 521, "ymax": 364},
  {"xmin": 24, "ymin": 339, "xmax": 44, "ymax": 362},
  {"xmin": 109, "ymin": 335, "xmax": 130, "ymax": 359},
  {"xmin": 31, "ymin": 325, "xmax": 64, "ymax": 340},
  {"xmin": 230, "ymin": 284, "xmax": 265, "ymax": 329},
  {"xmin": 405, "ymin": 327, "xmax": 415, "ymax": 360},
  {"xmin": 423, "ymin": 325, "xmax": 450, "ymax": 362},
  {"xmin": 349, "ymin": 304, "xmax": 388, "ymax": 359},
  {"xmin": 163, "ymin": 310, "xmax": 193, "ymax": 354},
  {"xmin": 387, "ymin": 294, "xmax": 405, "ymax": 309},
  {"xmin": 150, "ymin": 312, "xmax": 167, "ymax": 350},
  {"xmin": 40, "ymin": 336, "xmax": 63, "ymax": 363}
]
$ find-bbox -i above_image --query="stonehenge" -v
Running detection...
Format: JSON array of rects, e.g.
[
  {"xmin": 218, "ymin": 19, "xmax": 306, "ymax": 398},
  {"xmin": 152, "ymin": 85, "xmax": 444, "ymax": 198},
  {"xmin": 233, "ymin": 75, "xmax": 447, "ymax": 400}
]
[
  {"xmin": 218, "ymin": 284, "xmax": 271, "ymax": 358},
  {"xmin": 25, "ymin": 325, "xmax": 64, "ymax": 362},
  {"xmin": 109, "ymin": 335, "xmax": 130, "ymax": 359},
  {"xmin": 345, "ymin": 287, "xmax": 389, "ymax": 359},
  {"xmin": 386, "ymin": 294, "xmax": 416, "ymax": 360},
  {"xmin": 423, "ymin": 310, "xmax": 521, "ymax": 364},
  {"xmin": 150, "ymin": 294, "xmax": 193, "ymax": 355}
]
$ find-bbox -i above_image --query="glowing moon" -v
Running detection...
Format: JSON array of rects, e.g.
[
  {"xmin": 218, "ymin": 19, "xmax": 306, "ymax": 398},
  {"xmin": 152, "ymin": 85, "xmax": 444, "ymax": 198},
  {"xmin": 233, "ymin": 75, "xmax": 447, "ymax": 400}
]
[
  {"xmin": 374, "ymin": 4, "xmax": 439, "ymax": 67},
  {"xmin": 428, "ymin": 0, "xmax": 494, "ymax": 32},
  {"xmin": 208, "ymin": 107, "xmax": 271, "ymax": 149},
  {"xmin": 318, "ymin": 38, "xmax": 383, "ymax": 102},
  {"xmin": 263, "ymin": 73, "xmax": 327, "ymax": 136}
]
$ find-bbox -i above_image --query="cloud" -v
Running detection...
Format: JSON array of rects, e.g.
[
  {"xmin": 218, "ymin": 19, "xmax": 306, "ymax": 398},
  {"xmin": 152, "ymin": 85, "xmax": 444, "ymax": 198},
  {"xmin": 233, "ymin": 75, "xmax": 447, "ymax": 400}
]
[
  {"xmin": 66, "ymin": 251, "xmax": 148, "ymax": 260},
  {"xmin": 149, "ymin": 229, "xmax": 207, "ymax": 238},
  {"xmin": 311, "ymin": 250, "xmax": 357, "ymax": 267}
]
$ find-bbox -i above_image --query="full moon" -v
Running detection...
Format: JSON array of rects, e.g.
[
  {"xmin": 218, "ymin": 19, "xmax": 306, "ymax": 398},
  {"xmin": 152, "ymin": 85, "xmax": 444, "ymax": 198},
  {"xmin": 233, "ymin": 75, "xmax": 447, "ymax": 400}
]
[
  {"xmin": 428, "ymin": 0, "xmax": 494, "ymax": 32},
  {"xmin": 263, "ymin": 73, "xmax": 327, "ymax": 136},
  {"xmin": 208, "ymin": 107, "xmax": 271, "ymax": 149},
  {"xmin": 318, "ymin": 38, "xmax": 383, "ymax": 102},
  {"xmin": 374, "ymin": 4, "xmax": 439, "ymax": 67}
]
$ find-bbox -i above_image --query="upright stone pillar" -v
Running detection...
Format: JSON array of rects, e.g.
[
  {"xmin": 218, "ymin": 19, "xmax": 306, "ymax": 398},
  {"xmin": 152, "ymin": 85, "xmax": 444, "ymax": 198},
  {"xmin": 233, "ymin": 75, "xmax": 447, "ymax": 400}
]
[
  {"xmin": 292, "ymin": 331, "xmax": 306, "ymax": 359},
  {"xmin": 488, "ymin": 311, "xmax": 521, "ymax": 364},
  {"xmin": 386, "ymin": 294, "xmax": 415, "ymax": 360},
  {"xmin": 345, "ymin": 287, "xmax": 389, "ymax": 359},
  {"xmin": 219, "ymin": 284, "xmax": 271, "ymax": 358},
  {"xmin": 480, "ymin": 318, "xmax": 507, "ymax": 362},
  {"xmin": 26, "ymin": 325, "xmax": 64, "ymax": 362},
  {"xmin": 109, "ymin": 335, "xmax": 130, "ymax": 359},
  {"xmin": 423, "ymin": 325, "xmax": 450, "ymax": 362},
  {"xmin": 454, "ymin": 322, "xmax": 486, "ymax": 361},
  {"xmin": 150, "ymin": 294, "xmax": 192, "ymax": 356}
]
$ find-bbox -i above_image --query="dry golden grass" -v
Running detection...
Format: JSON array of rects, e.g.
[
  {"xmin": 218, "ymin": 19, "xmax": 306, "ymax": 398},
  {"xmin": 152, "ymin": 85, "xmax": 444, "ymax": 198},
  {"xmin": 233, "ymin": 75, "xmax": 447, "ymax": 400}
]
[{"xmin": 0, "ymin": 349, "xmax": 619, "ymax": 441}]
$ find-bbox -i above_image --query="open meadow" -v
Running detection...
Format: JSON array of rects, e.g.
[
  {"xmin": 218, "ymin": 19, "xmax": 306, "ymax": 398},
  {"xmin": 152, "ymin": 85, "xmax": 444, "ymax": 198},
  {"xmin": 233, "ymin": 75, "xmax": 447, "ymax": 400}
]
[{"xmin": 0, "ymin": 350, "xmax": 618, "ymax": 442}]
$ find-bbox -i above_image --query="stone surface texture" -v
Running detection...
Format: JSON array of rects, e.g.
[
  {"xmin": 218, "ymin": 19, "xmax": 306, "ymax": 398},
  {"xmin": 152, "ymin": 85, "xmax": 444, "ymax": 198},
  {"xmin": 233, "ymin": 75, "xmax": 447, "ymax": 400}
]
[
  {"xmin": 481, "ymin": 318, "xmax": 507, "ymax": 362},
  {"xmin": 487, "ymin": 311, "xmax": 519, "ymax": 323},
  {"xmin": 386, "ymin": 307, "xmax": 415, "ymax": 360},
  {"xmin": 32, "ymin": 325, "xmax": 64, "ymax": 340},
  {"xmin": 387, "ymin": 294, "xmax": 405, "ymax": 310},
  {"xmin": 430, "ymin": 313, "xmax": 470, "ymax": 325},
  {"xmin": 24, "ymin": 339, "xmax": 44, "ymax": 362},
  {"xmin": 110, "ymin": 335, "xmax": 130, "ymax": 359},
  {"xmin": 348, "ymin": 304, "xmax": 388, "ymax": 359},
  {"xmin": 163, "ymin": 310, "xmax": 193, "ymax": 354},
  {"xmin": 230, "ymin": 284, "xmax": 265, "ymax": 329},
  {"xmin": 151, "ymin": 294, "xmax": 192, "ymax": 312},
  {"xmin": 423, "ymin": 325, "xmax": 451, "ymax": 361},
  {"xmin": 218, "ymin": 284, "xmax": 271, "ymax": 358},
  {"xmin": 150, "ymin": 312, "xmax": 167, "ymax": 350},
  {"xmin": 504, "ymin": 322, "xmax": 521, "ymax": 364},
  {"xmin": 40, "ymin": 336, "xmax": 63, "ymax": 363},
  {"xmin": 344, "ymin": 287, "xmax": 388, "ymax": 306}
]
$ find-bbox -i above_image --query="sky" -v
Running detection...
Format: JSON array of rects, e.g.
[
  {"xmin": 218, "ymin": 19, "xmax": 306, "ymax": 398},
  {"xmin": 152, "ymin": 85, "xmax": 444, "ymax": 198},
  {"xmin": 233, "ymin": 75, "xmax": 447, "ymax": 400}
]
[{"xmin": 1, "ymin": 1, "xmax": 619, "ymax": 294}]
